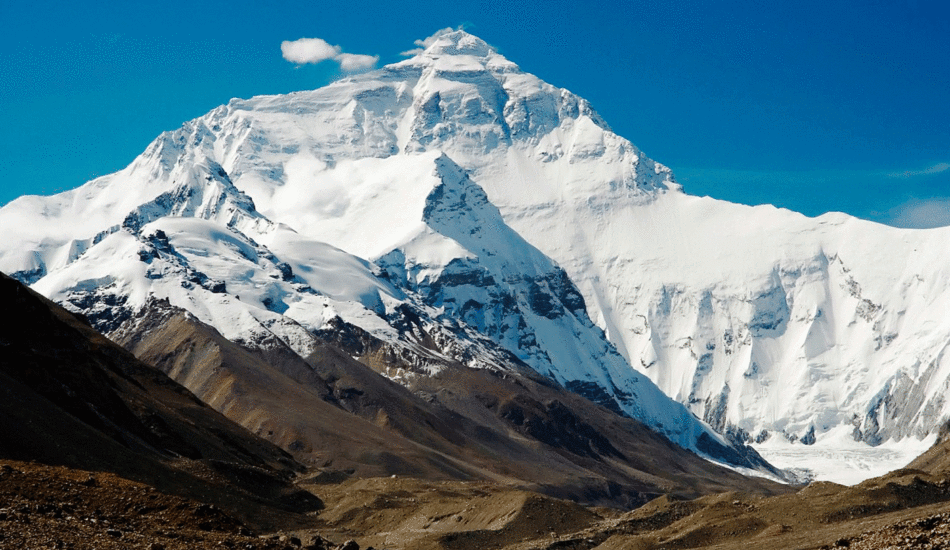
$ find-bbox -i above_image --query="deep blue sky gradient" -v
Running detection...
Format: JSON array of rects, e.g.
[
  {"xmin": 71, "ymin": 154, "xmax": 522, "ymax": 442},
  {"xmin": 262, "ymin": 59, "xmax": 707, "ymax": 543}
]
[{"xmin": 1, "ymin": 0, "xmax": 948, "ymax": 226}]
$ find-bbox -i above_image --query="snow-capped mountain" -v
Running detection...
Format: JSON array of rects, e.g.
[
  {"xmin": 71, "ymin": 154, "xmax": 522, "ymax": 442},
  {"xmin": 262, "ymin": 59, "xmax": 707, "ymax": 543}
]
[
  {"xmin": 2, "ymin": 28, "xmax": 946, "ymax": 481},
  {"xmin": 0, "ymin": 30, "xmax": 768, "ymax": 473}
]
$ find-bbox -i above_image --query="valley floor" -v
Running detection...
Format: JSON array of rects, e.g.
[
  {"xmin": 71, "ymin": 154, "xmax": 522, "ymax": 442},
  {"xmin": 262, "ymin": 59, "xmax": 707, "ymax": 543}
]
[
  {"xmin": 291, "ymin": 462, "xmax": 950, "ymax": 550},
  {"xmin": 7, "ymin": 455, "xmax": 950, "ymax": 550}
]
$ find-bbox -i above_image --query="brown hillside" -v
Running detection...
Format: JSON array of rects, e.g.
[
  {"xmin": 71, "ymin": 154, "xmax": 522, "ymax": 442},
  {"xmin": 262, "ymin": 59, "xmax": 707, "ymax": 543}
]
[
  {"xmin": 114, "ymin": 298, "xmax": 788, "ymax": 508},
  {"xmin": 0, "ymin": 272, "xmax": 321, "ymax": 530}
]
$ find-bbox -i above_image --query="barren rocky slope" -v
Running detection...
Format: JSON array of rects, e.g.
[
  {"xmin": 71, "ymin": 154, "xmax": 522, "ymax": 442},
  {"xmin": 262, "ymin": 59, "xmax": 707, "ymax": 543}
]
[{"xmin": 0, "ymin": 272, "xmax": 322, "ymax": 530}]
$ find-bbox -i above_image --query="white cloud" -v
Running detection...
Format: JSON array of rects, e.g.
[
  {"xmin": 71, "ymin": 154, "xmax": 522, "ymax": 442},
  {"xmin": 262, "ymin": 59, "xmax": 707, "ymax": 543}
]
[
  {"xmin": 337, "ymin": 53, "xmax": 379, "ymax": 72},
  {"xmin": 400, "ymin": 27, "xmax": 456, "ymax": 56},
  {"xmin": 281, "ymin": 38, "xmax": 340, "ymax": 65},
  {"xmin": 886, "ymin": 197, "xmax": 950, "ymax": 229},
  {"xmin": 281, "ymin": 37, "xmax": 378, "ymax": 72},
  {"xmin": 887, "ymin": 162, "xmax": 950, "ymax": 179}
]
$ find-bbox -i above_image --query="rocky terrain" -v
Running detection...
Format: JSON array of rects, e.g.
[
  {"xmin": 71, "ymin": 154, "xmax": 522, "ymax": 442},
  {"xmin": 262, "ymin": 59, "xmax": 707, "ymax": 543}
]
[
  {"xmin": 835, "ymin": 512, "xmax": 950, "ymax": 550},
  {"xmin": 0, "ymin": 460, "xmax": 334, "ymax": 550},
  {"xmin": 0, "ymin": 273, "xmax": 323, "ymax": 529},
  {"xmin": 6, "ymin": 452, "xmax": 950, "ymax": 550},
  {"xmin": 290, "ymin": 455, "xmax": 950, "ymax": 549}
]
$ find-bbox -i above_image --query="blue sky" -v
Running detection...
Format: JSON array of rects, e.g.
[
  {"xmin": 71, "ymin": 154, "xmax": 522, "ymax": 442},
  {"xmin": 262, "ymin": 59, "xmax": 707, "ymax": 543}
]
[{"xmin": 1, "ymin": 0, "xmax": 948, "ymax": 227}]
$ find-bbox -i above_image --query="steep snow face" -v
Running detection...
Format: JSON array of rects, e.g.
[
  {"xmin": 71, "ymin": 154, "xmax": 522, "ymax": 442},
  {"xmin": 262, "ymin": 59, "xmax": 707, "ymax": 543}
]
[
  {"xmin": 0, "ymin": 122, "xmax": 259, "ymax": 284},
  {"xmin": 178, "ymin": 29, "xmax": 948, "ymax": 462},
  {"xmin": 25, "ymin": 170, "xmax": 529, "ymax": 378},
  {"xmin": 33, "ymin": 218, "xmax": 327, "ymax": 359},
  {"xmin": 372, "ymin": 155, "xmax": 728, "ymax": 454},
  {"xmin": 585, "ymin": 196, "xmax": 950, "ymax": 451}
]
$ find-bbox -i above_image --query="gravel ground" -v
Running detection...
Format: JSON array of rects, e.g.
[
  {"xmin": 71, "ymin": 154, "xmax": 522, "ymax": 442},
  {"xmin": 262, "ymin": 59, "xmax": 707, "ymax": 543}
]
[
  {"xmin": 0, "ymin": 461, "xmax": 341, "ymax": 550},
  {"xmin": 828, "ymin": 512, "xmax": 950, "ymax": 550}
]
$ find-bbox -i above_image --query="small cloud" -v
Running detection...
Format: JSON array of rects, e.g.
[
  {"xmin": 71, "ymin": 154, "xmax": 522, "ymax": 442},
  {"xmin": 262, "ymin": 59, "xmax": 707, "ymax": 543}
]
[
  {"xmin": 400, "ymin": 27, "xmax": 457, "ymax": 56},
  {"xmin": 337, "ymin": 53, "xmax": 379, "ymax": 72},
  {"xmin": 281, "ymin": 38, "xmax": 340, "ymax": 65},
  {"xmin": 887, "ymin": 162, "xmax": 950, "ymax": 179},
  {"xmin": 281, "ymin": 37, "xmax": 378, "ymax": 72},
  {"xmin": 886, "ymin": 197, "xmax": 950, "ymax": 229}
]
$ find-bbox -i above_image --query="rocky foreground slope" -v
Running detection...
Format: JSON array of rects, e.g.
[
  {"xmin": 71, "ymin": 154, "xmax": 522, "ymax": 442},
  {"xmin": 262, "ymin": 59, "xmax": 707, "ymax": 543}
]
[
  {"xmin": 6, "ymin": 449, "xmax": 950, "ymax": 550},
  {"xmin": 0, "ymin": 460, "xmax": 335, "ymax": 550},
  {"xmin": 0, "ymin": 273, "xmax": 323, "ymax": 530}
]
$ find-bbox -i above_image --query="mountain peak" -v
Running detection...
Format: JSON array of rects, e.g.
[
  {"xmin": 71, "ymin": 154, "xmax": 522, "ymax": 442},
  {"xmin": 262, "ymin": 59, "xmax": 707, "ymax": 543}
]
[
  {"xmin": 396, "ymin": 29, "xmax": 518, "ymax": 75},
  {"xmin": 421, "ymin": 29, "xmax": 493, "ymax": 58}
]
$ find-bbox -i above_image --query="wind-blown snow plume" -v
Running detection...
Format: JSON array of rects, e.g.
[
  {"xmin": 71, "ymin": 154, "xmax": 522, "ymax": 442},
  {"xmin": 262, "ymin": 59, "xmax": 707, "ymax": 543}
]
[
  {"xmin": 888, "ymin": 162, "xmax": 950, "ymax": 179},
  {"xmin": 400, "ymin": 27, "xmax": 457, "ymax": 56}
]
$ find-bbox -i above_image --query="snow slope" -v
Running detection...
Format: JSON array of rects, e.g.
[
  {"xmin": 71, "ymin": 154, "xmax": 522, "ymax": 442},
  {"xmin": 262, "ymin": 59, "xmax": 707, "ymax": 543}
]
[{"xmin": 2, "ymin": 28, "xmax": 947, "ymax": 482}]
